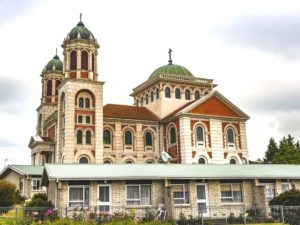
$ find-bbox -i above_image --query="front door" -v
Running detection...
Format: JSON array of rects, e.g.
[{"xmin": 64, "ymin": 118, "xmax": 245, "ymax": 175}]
[
  {"xmin": 98, "ymin": 185, "xmax": 111, "ymax": 213},
  {"xmin": 196, "ymin": 183, "xmax": 209, "ymax": 217}
]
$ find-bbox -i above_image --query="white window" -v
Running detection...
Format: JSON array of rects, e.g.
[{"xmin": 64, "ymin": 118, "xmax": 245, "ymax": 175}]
[
  {"xmin": 221, "ymin": 183, "xmax": 243, "ymax": 203},
  {"xmin": 195, "ymin": 125, "xmax": 205, "ymax": 147},
  {"xmin": 172, "ymin": 184, "xmax": 189, "ymax": 204},
  {"xmin": 32, "ymin": 178, "xmax": 41, "ymax": 190},
  {"xmin": 69, "ymin": 186, "xmax": 90, "ymax": 208},
  {"xmin": 126, "ymin": 185, "xmax": 151, "ymax": 206},
  {"xmin": 265, "ymin": 183, "xmax": 275, "ymax": 201},
  {"xmin": 281, "ymin": 182, "xmax": 292, "ymax": 193}
]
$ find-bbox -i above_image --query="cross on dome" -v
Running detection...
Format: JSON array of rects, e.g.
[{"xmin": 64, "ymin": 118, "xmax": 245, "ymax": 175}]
[{"xmin": 168, "ymin": 48, "xmax": 173, "ymax": 65}]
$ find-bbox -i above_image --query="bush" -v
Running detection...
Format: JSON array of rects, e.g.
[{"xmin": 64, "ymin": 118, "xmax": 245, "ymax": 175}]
[
  {"xmin": 25, "ymin": 193, "xmax": 54, "ymax": 207},
  {"xmin": 0, "ymin": 180, "xmax": 17, "ymax": 206},
  {"xmin": 269, "ymin": 188, "xmax": 300, "ymax": 206}
]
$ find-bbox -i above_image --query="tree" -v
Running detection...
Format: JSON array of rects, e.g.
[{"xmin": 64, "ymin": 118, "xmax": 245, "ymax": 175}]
[
  {"xmin": 263, "ymin": 135, "xmax": 300, "ymax": 164},
  {"xmin": 264, "ymin": 137, "xmax": 279, "ymax": 163},
  {"xmin": 269, "ymin": 187, "xmax": 300, "ymax": 206},
  {"xmin": 0, "ymin": 180, "xmax": 17, "ymax": 206}
]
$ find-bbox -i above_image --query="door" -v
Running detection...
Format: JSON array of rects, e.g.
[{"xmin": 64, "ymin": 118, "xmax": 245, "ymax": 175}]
[
  {"xmin": 196, "ymin": 183, "xmax": 209, "ymax": 217},
  {"xmin": 98, "ymin": 185, "xmax": 111, "ymax": 213}
]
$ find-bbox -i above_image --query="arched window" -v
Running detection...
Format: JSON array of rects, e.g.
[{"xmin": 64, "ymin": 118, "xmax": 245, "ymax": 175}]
[
  {"xmin": 195, "ymin": 125, "xmax": 205, "ymax": 146},
  {"xmin": 145, "ymin": 132, "xmax": 153, "ymax": 146},
  {"xmin": 77, "ymin": 130, "xmax": 82, "ymax": 144},
  {"xmin": 230, "ymin": 158, "xmax": 237, "ymax": 164},
  {"xmin": 175, "ymin": 88, "xmax": 181, "ymax": 99},
  {"xmin": 136, "ymin": 100, "xmax": 139, "ymax": 106},
  {"xmin": 169, "ymin": 127, "xmax": 176, "ymax": 144},
  {"xmin": 227, "ymin": 127, "xmax": 235, "ymax": 147},
  {"xmin": 141, "ymin": 97, "xmax": 144, "ymax": 106},
  {"xmin": 204, "ymin": 90, "xmax": 209, "ymax": 95},
  {"xmin": 79, "ymin": 98, "xmax": 84, "ymax": 108},
  {"xmin": 124, "ymin": 131, "xmax": 133, "ymax": 145},
  {"xmin": 104, "ymin": 159, "xmax": 112, "ymax": 164},
  {"xmin": 156, "ymin": 88, "xmax": 160, "ymax": 99},
  {"xmin": 242, "ymin": 158, "xmax": 247, "ymax": 164},
  {"xmin": 85, "ymin": 98, "xmax": 90, "ymax": 108},
  {"xmin": 79, "ymin": 155, "xmax": 89, "ymax": 164},
  {"xmin": 70, "ymin": 50, "xmax": 77, "ymax": 70},
  {"xmin": 145, "ymin": 95, "xmax": 148, "ymax": 104},
  {"xmin": 125, "ymin": 160, "xmax": 134, "ymax": 164},
  {"xmin": 55, "ymin": 80, "xmax": 61, "ymax": 95},
  {"xmin": 103, "ymin": 129, "xmax": 111, "ymax": 144},
  {"xmin": 47, "ymin": 80, "xmax": 52, "ymax": 96},
  {"xmin": 86, "ymin": 130, "xmax": 91, "ymax": 144},
  {"xmin": 195, "ymin": 91, "xmax": 200, "ymax": 100},
  {"xmin": 165, "ymin": 87, "xmax": 171, "ymax": 98},
  {"xmin": 81, "ymin": 50, "xmax": 88, "ymax": 70},
  {"xmin": 151, "ymin": 92, "xmax": 154, "ymax": 102},
  {"xmin": 185, "ymin": 90, "xmax": 191, "ymax": 100},
  {"xmin": 92, "ymin": 53, "xmax": 95, "ymax": 72},
  {"xmin": 198, "ymin": 157, "xmax": 206, "ymax": 164},
  {"xmin": 146, "ymin": 160, "xmax": 154, "ymax": 164}
]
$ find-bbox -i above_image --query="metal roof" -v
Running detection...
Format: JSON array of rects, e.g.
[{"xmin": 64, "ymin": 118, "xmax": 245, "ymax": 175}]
[
  {"xmin": 43, "ymin": 164, "xmax": 300, "ymax": 181},
  {"xmin": 0, "ymin": 165, "xmax": 44, "ymax": 178}
]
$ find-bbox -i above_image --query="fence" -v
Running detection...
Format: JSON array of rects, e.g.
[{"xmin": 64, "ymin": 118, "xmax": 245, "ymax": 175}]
[{"xmin": 1, "ymin": 204, "xmax": 300, "ymax": 224}]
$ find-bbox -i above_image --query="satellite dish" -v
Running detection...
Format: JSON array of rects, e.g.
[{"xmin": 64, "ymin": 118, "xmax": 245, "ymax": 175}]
[{"xmin": 161, "ymin": 151, "xmax": 172, "ymax": 163}]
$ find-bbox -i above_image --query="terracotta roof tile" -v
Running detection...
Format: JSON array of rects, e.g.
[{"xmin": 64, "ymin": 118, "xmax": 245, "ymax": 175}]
[{"xmin": 104, "ymin": 104, "xmax": 159, "ymax": 121}]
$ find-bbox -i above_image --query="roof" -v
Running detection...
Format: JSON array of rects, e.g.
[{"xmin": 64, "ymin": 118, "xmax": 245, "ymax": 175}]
[
  {"xmin": 45, "ymin": 55, "xmax": 63, "ymax": 72},
  {"xmin": 43, "ymin": 164, "xmax": 300, "ymax": 181},
  {"xmin": 68, "ymin": 21, "xmax": 94, "ymax": 40},
  {"xmin": 0, "ymin": 165, "xmax": 44, "ymax": 179},
  {"xmin": 103, "ymin": 104, "xmax": 159, "ymax": 121},
  {"xmin": 149, "ymin": 64, "xmax": 193, "ymax": 80}
]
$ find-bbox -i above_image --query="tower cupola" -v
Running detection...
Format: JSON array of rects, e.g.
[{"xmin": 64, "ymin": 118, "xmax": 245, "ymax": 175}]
[{"xmin": 62, "ymin": 14, "xmax": 99, "ymax": 81}]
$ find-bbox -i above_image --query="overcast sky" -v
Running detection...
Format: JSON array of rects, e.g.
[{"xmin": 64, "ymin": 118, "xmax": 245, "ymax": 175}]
[{"xmin": 1, "ymin": 0, "xmax": 300, "ymax": 168}]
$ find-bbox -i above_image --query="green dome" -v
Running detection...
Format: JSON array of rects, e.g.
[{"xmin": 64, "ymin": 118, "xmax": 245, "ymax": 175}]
[
  {"xmin": 149, "ymin": 64, "xmax": 194, "ymax": 80},
  {"xmin": 45, "ymin": 55, "xmax": 63, "ymax": 71},
  {"xmin": 68, "ymin": 21, "xmax": 94, "ymax": 40}
]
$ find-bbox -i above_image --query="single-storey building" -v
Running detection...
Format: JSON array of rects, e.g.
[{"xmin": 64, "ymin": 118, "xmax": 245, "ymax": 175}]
[
  {"xmin": 0, "ymin": 165, "xmax": 44, "ymax": 198},
  {"xmin": 42, "ymin": 163, "xmax": 300, "ymax": 219}
]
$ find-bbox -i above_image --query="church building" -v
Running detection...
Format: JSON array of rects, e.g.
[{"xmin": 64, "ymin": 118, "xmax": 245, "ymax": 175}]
[{"xmin": 1, "ymin": 17, "xmax": 300, "ymax": 220}]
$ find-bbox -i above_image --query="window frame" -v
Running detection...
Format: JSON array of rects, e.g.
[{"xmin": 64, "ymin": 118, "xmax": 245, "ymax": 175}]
[
  {"xmin": 175, "ymin": 88, "xmax": 181, "ymax": 99},
  {"xmin": 103, "ymin": 129, "xmax": 112, "ymax": 145},
  {"xmin": 145, "ymin": 131, "xmax": 153, "ymax": 146},
  {"xmin": 77, "ymin": 130, "xmax": 83, "ymax": 144},
  {"xmin": 169, "ymin": 127, "xmax": 177, "ymax": 145},
  {"xmin": 32, "ymin": 178, "xmax": 42, "ymax": 191},
  {"xmin": 220, "ymin": 183, "xmax": 243, "ymax": 203},
  {"xmin": 165, "ymin": 87, "xmax": 171, "ymax": 98},
  {"xmin": 86, "ymin": 130, "xmax": 92, "ymax": 144},
  {"xmin": 226, "ymin": 127, "xmax": 236, "ymax": 148},
  {"xmin": 195, "ymin": 125, "xmax": 205, "ymax": 147},
  {"xmin": 126, "ymin": 184, "xmax": 152, "ymax": 206},
  {"xmin": 171, "ymin": 184, "xmax": 190, "ymax": 205},
  {"xmin": 185, "ymin": 89, "xmax": 191, "ymax": 100},
  {"xmin": 195, "ymin": 90, "xmax": 200, "ymax": 100},
  {"xmin": 68, "ymin": 185, "xmax": 90, "ymax": 208}
]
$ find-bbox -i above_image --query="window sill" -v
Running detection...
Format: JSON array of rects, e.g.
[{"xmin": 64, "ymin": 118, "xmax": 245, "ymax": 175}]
[
  {"xmin": 173, "ymin": 204, "xmax": 190, "ymax": 208},
  {"xmin": 125, "ymin": 205, "xmax": 152, "ymax": 209},
  {"xmin": 221, "ymin": 202, "xmax": 244, "ymax": 206}
]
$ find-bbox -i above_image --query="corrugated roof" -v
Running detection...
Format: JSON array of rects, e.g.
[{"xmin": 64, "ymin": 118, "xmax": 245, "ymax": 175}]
[
  {"xmin": 44, "ymin": 164, "xmax": 300, "ymax": 181},
  {"xmin": 0, "ymin": 165, "xmax": 44, "ymax": 178},
  {"xmin": 103, "ymin": 104, "xmax": 159, "ymax": 121}
]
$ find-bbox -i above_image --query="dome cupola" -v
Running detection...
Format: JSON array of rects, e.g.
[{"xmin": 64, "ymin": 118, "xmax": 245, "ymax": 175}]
[
  {"xmin": 148, "ymin": 49, "xmax": 194, "ymax": 80},
  {"xmin": 45, "ymin": 53, "xmax": 63, "ymax": 72},
  {"xmin": 67, "ymin": 14, "xmax": 95, "ymax": 40}
]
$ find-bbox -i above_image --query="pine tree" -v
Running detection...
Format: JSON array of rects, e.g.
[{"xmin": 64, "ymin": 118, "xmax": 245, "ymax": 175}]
[
  {"xmin": 264, "ymin": 137, "xmax": 279, "ymax": 163},
  {"xmin": 273, "ymin": 135, "xmax": 300, "ymax": 164}
]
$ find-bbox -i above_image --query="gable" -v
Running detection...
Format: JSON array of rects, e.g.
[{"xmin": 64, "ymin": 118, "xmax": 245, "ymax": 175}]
[{"xmin": 188, "ymin": 96, "xmax": 241, "ymax": 118}]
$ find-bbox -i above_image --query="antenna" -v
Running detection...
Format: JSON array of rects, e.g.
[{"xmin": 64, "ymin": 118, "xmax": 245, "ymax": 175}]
[{"xmin": 161, "ymin": 151, "xmax": 172, "ymax": 163}]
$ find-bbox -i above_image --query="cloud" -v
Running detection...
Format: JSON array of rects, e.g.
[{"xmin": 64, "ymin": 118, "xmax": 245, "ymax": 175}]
[
  {"xmin": 0, "ymin": 76, "xmax": 28, "ymax": 114},
  {"xmin": 0, "ymin": 0, "xmax": 39, "ymax": 24},
  {"xmin": 244, "ymin": 80, "xmax": 300, "ymax": 112},
  {"xmin": 215, "ymin": 13, "xmax": 300, "ymax": 60}
]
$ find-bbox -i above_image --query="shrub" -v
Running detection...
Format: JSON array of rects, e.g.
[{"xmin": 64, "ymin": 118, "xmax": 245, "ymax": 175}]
[
  {"xmin": 25, "ymin": 193, "xmax": 54, "ymax": 207},
  {"xmin": 0, "ymin": 180, "xmax": 17, "ymax": 206},
  {"xmin": 269, "ymin": 188, "xmax": 300, "ymax": 206}
]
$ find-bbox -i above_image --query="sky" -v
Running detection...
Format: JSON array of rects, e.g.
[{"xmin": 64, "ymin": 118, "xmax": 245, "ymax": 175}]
[{"xmin": 0, "ymin": 0, "xmax": 300, "ymax": 169}]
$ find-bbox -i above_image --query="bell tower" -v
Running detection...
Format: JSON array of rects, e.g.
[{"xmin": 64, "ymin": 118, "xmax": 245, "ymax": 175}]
[
  {"xmin": 56, "ymin": 15, "xmax": 104, "ymax": 164},
  {"xmin": 62, "ymin": 13, "xmax": 99, "ymax": 81}
]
